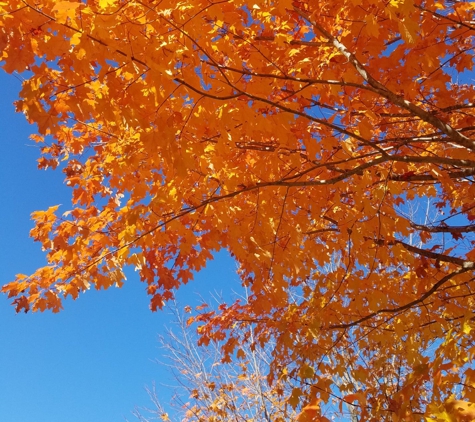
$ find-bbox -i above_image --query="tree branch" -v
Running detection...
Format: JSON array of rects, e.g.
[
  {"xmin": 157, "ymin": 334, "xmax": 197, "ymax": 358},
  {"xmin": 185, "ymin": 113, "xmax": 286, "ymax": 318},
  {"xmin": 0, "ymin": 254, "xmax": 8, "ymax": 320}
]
[
  {"xmin": 411, "ymin": 222, "xmax": 475, "ymax": 234},
  {"xmin": 329, "ymin": 268, "xmax": 472, "ymax": 330},
  {"xmin": 294, "ymin": 6, "xmax": 475, "ymax": 151}
]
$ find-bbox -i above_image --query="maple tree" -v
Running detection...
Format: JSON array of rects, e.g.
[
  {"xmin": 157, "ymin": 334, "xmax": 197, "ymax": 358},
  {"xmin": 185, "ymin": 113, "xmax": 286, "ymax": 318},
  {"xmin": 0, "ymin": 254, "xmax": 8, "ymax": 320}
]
[{"xmin": 1, "ymin": 0, "xmax": 475, "ymax": 419}]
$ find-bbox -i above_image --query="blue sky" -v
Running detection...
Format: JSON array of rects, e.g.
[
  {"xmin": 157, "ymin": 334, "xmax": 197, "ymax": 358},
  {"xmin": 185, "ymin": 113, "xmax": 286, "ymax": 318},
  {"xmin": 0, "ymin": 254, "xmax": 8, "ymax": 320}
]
[{"xmin": 0, "ymin": 70, "xmax": 239, "ymax": 422}]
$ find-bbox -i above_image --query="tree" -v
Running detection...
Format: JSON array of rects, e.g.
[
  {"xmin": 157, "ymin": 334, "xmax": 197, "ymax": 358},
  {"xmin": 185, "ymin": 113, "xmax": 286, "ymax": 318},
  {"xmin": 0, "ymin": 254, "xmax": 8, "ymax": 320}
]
[
  {"xmin": 1, "ymin": 0, "xmax": 475, "ymax": 419},
  {"xmin": 130, "ymin": 300, "xmax": 300, "ymax": 422}
]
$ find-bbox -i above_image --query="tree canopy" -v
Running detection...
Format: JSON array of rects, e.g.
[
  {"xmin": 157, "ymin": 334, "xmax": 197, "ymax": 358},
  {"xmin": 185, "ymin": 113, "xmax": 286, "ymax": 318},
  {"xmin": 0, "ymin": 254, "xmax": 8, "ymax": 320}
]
[{"xmin": 1, "ymin": 0, "xmax": 475, "ymax": 419}]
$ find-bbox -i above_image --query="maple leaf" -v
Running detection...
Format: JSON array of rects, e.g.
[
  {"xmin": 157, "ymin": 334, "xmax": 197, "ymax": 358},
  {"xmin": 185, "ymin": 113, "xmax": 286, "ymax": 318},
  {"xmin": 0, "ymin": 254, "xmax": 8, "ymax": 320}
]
[{"xmin": 52, "ymin": 1, "xmax": 81, "ymax": 23}]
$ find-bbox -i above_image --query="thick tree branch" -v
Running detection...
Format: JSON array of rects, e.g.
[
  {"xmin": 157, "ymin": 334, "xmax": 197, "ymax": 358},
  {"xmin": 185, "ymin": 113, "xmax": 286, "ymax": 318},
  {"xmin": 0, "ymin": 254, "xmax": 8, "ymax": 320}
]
[
  {"xmin": 390, "ymin": 155, "xmax": 475, "ymax": 168},
  {"xmin": 395, "ymin": 240, "xmax": 474, "ymax": 268},
  {"xmin": 411, "ymin": 222, "xmax": 475, "ymax": 234},
  {"xmin": 294, "ymin": 7, "xmax": 475, "ymax": 151},
  {"xmin": 389, "ymin": 168, "xmax": 475, "ymax": 181}
]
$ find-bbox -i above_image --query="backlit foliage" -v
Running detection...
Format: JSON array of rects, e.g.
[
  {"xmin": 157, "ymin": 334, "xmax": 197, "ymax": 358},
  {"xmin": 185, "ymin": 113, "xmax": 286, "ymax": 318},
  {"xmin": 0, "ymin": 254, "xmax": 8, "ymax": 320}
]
[{"xmin": 1, "ymin": 0, "xmax": 475, "ymax": 419}]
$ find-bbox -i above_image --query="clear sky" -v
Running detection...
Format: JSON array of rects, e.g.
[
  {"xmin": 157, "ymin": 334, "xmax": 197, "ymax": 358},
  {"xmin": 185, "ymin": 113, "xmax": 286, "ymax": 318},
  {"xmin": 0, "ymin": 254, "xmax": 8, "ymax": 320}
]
[{"xmin": 0, "ymin": 69, "xmax": 239, "ymax": 422}]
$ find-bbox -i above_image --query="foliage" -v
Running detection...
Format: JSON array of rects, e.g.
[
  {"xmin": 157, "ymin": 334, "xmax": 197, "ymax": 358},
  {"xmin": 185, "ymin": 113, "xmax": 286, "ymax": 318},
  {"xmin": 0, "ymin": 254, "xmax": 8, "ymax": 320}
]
[{"xmin": 1, "ymin": 0, "xmax": 475, "ymax": 419}]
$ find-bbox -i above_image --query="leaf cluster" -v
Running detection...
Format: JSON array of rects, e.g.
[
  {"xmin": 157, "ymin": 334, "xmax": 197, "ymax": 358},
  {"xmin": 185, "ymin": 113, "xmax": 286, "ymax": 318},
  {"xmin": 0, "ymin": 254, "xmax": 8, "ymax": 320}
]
[{"xmin": 1, "ymin": 0, "xmax": 475, "ymax": 419}]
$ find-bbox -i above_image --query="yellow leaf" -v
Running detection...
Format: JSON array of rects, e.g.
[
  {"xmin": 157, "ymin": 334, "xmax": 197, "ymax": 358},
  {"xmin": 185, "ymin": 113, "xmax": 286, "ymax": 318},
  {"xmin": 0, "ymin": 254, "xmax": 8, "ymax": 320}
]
[
  {"xmin": 52, "ymin": 1, "xmax": 81, "ymax": 22},
  {"xmin": 98, "ymin": 0, "xmax": 116, "ymax": 9}
]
